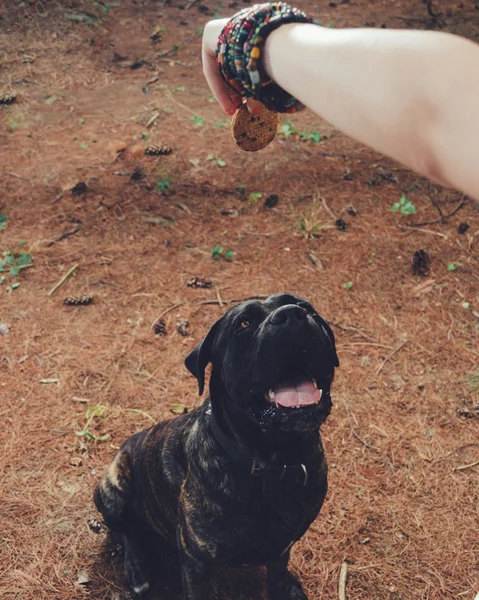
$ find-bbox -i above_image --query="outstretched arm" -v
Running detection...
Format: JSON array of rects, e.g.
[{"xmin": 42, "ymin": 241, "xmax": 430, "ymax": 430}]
[{"xmin": 203, "ymin": 19, "xmax": 479, "ymax": 198}]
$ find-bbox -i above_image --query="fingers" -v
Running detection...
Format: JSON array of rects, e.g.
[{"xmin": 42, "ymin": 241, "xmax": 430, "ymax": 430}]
[{"xmin": 201, "ymin": 18, "xmax": 265, "ymax": 117}]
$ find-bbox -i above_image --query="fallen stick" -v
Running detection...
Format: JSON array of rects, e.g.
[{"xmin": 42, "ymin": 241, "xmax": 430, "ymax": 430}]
[
  {"xmin": 338, "ymin": 562, "xmax": 348, "ymax": 600},
  {"xmin": 48, "ymin": 264, "xmax": 78, "ymax": 297},
  {"xmin": 151, "ymin": 303, "xmax": 183, "ymax": 328},
  {"xmin": 454, "ymin": 459, "xmax": 479, "ymax": 472},
  {"xmin": 376, "ymin": 339, "xmax": 408, "ymax": 375}
]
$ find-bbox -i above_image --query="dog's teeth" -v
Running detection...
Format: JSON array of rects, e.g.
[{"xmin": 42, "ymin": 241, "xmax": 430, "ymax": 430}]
[
  {"xmin": 268, "ymin": 389, "xmax": 275, "ymax": 399},
  {"xmin": 317, "ymin": 389, "xmax": 323, "ymax": 402},
  {"xmin": 312, "ymin": 379, "xmax": 318, "ymax": 389}
]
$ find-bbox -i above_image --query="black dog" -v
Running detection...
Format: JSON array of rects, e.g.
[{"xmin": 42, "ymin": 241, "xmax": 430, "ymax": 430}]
[{"xmin": 94, "ymin": 293, "xmax": 339, "ymax": 599}]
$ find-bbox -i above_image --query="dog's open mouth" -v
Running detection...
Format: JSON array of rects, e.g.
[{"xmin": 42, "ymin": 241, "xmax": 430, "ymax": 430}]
[{"xmin": 264, "ymin": 377, "xmax": 322, "ymax": 409}]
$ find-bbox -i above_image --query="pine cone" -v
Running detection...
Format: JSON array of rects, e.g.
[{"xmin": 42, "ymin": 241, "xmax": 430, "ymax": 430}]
[
  {"xmin": 64, "ymin": 294, "xmax": 94, "ymax": 306},
  {"xmin": 144, "ymin": 144, "xmax": 172, "ymax": 156}
]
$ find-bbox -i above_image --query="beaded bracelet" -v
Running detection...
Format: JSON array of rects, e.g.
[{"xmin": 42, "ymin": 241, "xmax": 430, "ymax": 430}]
[{"xmin": 216, "ymin": 2, "xmax": 318, "ymax": 114}]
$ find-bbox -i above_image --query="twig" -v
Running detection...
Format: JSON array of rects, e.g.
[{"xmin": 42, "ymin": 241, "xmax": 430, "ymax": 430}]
[
  {"xmin": 453, "ymin": 459, "xmax": 479, "ymax": 472},
  {"xmin": 197, "ymin": 295, "xmax": 270, "ymax": 307},
  {"xmin": 151, "ymin": 302, "xmax": 183, "ymax": 328},
  {"xmin": 185, "ymin": 0, "xmax": 199, "ymax": 8},
  {"xmin": 401, "ymin": 226, "xmax": 448, "ymax": 239},
  {"xmin": 320, "ymin": 194, "xmax": 337, "ymax": 219},
  {"xmin": 7, "ymin": 171, "xmax": 27, "ymax": 179},
  {"xmin": 307, "ymin": 251, "xmax": 324, "ymax": 271},
  {"xmin": 216, "ymin": 288, "xmax": 224, "ymax": 308},
  {"xmin": 46, "ymin": 227, "xmax": 80, "ymax": 247},
  {"xmin": 426, "ymin": 183, "xmax": 443, "ymax": 218},
  {"xmin": 338, "ymin": 342, "xmax": 393, "ymax": 350},
  {"xmin": 408, "ymin": 197, "xmax": 465, "ymax": 227},
  {"xmin": 48, "ymin": 264, "xmax": 78, "ymax": 297},
  {"xmin": 376, "ymin": 339, "xmax": 408, "ymax": 375},
  {"xmin": 166, "ymin": 90, "xmax": 203, "ymax": 118},
  {"xmin": 146, "ymin": 113, "xmax": 159, "ymax": 129},
  {"xmin": 338, "ymin": 562, "xmax": 348, "ymax": 600}
]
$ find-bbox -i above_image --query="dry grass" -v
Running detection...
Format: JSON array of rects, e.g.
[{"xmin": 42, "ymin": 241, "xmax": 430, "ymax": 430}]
[{"xmin": 1, "ymin": 1, "xmax": 479, "ymax": 600}]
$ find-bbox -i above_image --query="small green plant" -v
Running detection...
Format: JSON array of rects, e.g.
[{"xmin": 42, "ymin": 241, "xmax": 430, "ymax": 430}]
[
  {"xmin": 343, "ymin": 281, "xmax": 353, "ymax": 290},
  {"xmin": 248, "ymin": 192, "xmax": 263, "ymax": 202},
  {"xmin": 195, "ymin": 27, "xmax": 204, "ymax": 35},
  {"xmin": 80, "ymin": 142, "xmax": 88, "ymax": 149},
  {"xmin": 190, "ymin": 115, "xmax": 204, "ymax": 126},
  {"xmin": 157, "ymin": 177, "xmax": 171, "ymax": 192},
  {"xmin": 76, "ymin": 404, "xmax": 110, "ymax": 442},
  {"xmin": 299, "ymin": 131, "xmax": 321, "ymax": 143},
  {"xmin": 468, "ymin": 368, "xmax": 479, "ymax": 393},
  {"xmin": 212, "ymin": 245, "xmax": 234, "ymax": 261},
  {"xmin": 172, "ymin": 43, "xmax": 180, "ymax": 51},
  {"xmin": 0, "ymin": 214, "xmax": 7, "ymax": 231},
  {"xmin": 78, "ymin": 118, "xmax": 85, "ymax": 125},
  {"xmin": 447, "ymin": 261, "xmax": 460, "ymax": 271},
  {"xmin": 0, "ymin": 246, "xmax": 32, "ymax": 278},
  {"xmin": 392, "ymin": 193, "xmax": 416, "ymax": 215},
  {"xmin": 279, "ymin": 120, "xmax": 297, "ymax": 139},
  {"xmin": 100, "ymin": 2, "xmax": 120, "ymax": 13},
  {"xmin": 175, "ymin": 86, "xmax": 186, "ymax": 92},
  {"xmin": 216, "ymin": 159, "xmax": 226, "ymax": 168}
]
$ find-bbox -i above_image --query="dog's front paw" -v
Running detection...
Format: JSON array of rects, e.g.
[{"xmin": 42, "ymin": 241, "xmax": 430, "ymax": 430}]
[
  {"xmin": 125, "ymin": 557, "xmax": 151, "ymax": 598},
  {"xmin": 268, "ymin": 571, "xmax": 308, "ymax": 600}
]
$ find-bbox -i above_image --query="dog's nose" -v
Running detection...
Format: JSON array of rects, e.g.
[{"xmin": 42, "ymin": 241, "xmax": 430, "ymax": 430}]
[{"xmin": 271, "ymin": 304, "xmax": 307, "ymax": 326}]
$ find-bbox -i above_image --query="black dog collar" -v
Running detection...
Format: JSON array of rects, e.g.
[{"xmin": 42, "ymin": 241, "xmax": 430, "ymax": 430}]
[{"xmin": 208, "ymin": 410, "xmax": 309, "ymax": 486}]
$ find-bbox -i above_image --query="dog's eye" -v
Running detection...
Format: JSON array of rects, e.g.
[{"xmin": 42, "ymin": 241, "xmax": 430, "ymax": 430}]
[
  {"xmin": 240, "ymin": 321, "xmax": 250, "ymax": 329},
  {"xmin": 298, "ymin": 302, "xmax": 313, "ymax": 315}
]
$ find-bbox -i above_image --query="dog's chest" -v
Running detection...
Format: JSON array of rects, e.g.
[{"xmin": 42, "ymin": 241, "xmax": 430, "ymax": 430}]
[{"xmin": 191, "ymin": 466, "xmax": 327, "ymax": 566}]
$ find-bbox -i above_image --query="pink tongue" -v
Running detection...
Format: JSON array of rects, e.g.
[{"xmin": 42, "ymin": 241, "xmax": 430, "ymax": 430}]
[{"xmin": 272, "ymin": 381, "xmax": 322, "ymax": 408}]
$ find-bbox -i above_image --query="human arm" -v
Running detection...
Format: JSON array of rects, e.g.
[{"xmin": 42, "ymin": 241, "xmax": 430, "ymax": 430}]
[{"xmin": 203, "ymin": 19, "xmax": 479, "ymax": 198}]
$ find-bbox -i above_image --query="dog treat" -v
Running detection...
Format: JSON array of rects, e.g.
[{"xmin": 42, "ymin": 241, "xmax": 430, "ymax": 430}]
[{"xmin": 232, "ymin": 103, "xmax": 279, "ymax": 152}]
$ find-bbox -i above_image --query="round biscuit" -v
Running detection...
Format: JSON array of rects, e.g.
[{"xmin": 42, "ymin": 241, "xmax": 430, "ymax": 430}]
[{"xmin": 231, "ymin": 104, "xmax": 279, "ymax": 152}]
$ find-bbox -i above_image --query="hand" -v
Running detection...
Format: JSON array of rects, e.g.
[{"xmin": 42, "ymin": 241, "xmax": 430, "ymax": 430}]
[{"xmin": 202, "ymin": 18, "xmax": 263, "ymax": 116}]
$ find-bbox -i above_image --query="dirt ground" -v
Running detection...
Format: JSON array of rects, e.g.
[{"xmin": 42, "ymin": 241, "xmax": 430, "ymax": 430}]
[{"xmin": 1, "ymin": 1, "xmax": 478, "ymax": 599}]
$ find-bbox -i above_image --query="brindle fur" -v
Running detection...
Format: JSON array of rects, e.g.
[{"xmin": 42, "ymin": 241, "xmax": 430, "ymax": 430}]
[{"xmin": 94, "ymin": 294, "xmax": 338, "ymax": 600}]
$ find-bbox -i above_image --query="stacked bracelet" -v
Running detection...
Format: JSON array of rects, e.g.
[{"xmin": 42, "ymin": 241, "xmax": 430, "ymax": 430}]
[{"xmin": 216, "ymin": 2, "xmax": 317, "ymax": 114}]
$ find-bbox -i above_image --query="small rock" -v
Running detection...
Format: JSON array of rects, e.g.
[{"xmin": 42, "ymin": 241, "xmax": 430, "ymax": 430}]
[
  {"xmin": 107, "ymin": 140, "xmax": 128, "ymax": 155},
  {"xmin": 77, "ymin": 571, "xmax": 91, "ymax": 586},
  {"xmin": 0, "ymin": 323, "xmax": 9, "ymax": 336},
  {"xmin": 457, "ymin": 222, "xmax": 469, "ymax": 235},
  {"xmin": 70, "ymin": 456, "xmax": 83, "ymax": 467}
]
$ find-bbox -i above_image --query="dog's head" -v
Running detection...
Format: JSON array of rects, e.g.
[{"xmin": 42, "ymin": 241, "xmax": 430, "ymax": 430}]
[{"xmin": 185, "ymin": 293, "xmax": 339, "ymax": 432}]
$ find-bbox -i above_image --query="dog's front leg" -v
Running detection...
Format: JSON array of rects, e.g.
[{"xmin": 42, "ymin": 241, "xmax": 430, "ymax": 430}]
[
  {"xmin": 267, "ymin": 550, "xmax": 308, "ymax": 600},
  {"xmin": 177, "ymin": 527, "xmax": 209, "ymax": 600}
]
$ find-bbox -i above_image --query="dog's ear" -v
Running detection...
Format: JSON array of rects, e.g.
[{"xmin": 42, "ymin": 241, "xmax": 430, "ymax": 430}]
[
  {"xmin": 319, "ymin": 319, "xmax": 339, "ymax": 368},
  {"xmin": 185, "ymin": 320, "xmax": 222, "ymax": 395}
]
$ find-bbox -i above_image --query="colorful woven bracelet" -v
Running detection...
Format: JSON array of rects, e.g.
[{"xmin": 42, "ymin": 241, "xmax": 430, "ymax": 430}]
[{"xmin": 216, "ymin": 2, "xmax": 317, "ymax": 114}]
